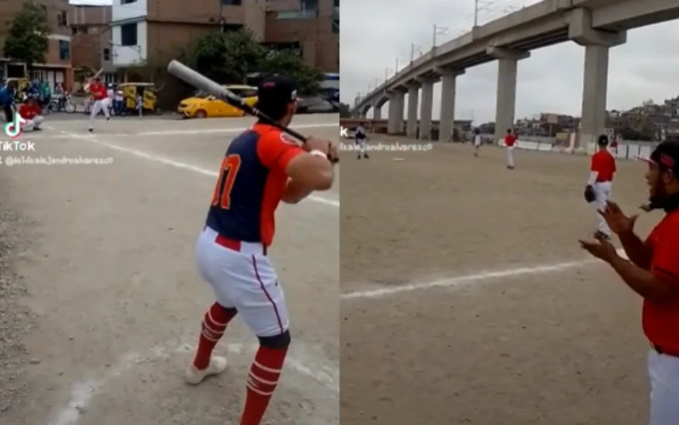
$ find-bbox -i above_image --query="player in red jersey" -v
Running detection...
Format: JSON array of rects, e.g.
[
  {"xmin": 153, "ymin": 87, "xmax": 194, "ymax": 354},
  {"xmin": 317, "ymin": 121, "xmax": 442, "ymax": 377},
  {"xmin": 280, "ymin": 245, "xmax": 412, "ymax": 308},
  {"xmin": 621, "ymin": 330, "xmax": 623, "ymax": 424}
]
[
  {"xmin": 504, "ymin": 128, "xmax": 517, "ymax": 169},
  {"xmin": 87, "ymin": 77, "xmax": 109, "ymax": 132},
  {"xmin": 18, "ymin": 97, "xmax": 44, "ymax": 131},
  {"xmin": 185, "ymin": 75, "xmax": 337, "ymax": 425},
  {"xmin": 586, "ymin": 135, "xmax": 617, "ymax": 239}
]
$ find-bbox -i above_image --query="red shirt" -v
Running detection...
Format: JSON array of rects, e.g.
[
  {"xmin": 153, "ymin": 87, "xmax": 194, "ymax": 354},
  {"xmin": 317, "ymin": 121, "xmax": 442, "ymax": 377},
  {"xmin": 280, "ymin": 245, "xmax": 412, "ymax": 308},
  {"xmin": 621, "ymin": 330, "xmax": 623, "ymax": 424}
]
[
  {"xmin": 89, "ymin": 83, "xmax": 107, "ymax": 100},
  {"xmin": 255, "ymin": 124, "xmax": 304, "ymax": 245},
  {"xmin": 590, "ymin": 150, "xmax": 616, "ymax": 182},
  {"xmin": 505, "ymin": 134, "xmax": 516, "ymax": 147},
  {"xmin": 19, "ymin": 103, "xmax": 41, "ymax": 120},
  {"xmin": 643, "ymin": 209, "xmax": 679, "ymax": 353}
]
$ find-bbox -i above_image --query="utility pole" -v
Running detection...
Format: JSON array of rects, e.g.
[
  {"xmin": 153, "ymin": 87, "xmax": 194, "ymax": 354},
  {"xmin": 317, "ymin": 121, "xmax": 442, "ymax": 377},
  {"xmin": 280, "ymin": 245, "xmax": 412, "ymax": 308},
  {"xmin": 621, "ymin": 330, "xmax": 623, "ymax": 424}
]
[
  {"xmin": 219, "ymin": 0, "xmax": 224, "ymax": 33},
  {"xmin": 474, "ymin": 0, "xmax": 492, "ymax": 27},
  {"xmin": 396, "ymin": 58, "xmax": 399, "ymax": 72},
  {"xmin": 433, "ymin": 25, "xmax": 448, "ymax": 47}
]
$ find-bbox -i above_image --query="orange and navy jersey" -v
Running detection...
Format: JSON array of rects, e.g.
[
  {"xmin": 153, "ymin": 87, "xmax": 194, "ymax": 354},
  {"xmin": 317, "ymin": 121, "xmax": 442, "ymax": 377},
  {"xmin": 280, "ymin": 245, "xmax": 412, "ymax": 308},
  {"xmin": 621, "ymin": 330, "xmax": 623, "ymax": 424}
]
[
  {"xmin": 590, "ymin": 150, "xmax": 616, "ymax": 182},
  {"xmin": 643, "ymin": 208, "xmax": 679, "ymax": 352},
  {"xmin": 205, "ymin": 123, "xmax": 305, "ymax": 247}
]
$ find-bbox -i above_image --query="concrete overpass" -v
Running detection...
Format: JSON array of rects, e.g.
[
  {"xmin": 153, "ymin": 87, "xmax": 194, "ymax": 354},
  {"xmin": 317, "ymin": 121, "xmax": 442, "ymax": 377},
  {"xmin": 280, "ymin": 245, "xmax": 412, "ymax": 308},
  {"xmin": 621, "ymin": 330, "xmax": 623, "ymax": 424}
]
[{"xmin": 351, "ymin": 0, "xmax": 679, "ymax": 145}]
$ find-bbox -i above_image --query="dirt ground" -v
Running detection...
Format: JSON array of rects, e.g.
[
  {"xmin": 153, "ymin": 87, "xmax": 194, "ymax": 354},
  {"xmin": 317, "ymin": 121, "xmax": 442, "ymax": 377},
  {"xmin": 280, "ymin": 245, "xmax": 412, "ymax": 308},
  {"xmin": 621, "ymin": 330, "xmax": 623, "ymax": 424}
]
[
  {"xmin": 0, "ymin": 114, "xmax": 339, "ymax": 425},
  {"xmin": 340, "ymin": 138, "xmax": 658, "ymax": 425}
]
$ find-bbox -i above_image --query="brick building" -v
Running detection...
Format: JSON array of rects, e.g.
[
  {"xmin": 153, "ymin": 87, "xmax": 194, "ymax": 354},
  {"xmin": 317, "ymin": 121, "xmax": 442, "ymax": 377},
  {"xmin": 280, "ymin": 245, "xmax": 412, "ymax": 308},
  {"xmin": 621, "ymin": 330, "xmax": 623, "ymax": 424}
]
[
  {"xmin": 69, "ymin": 4, "xmax": 116, "ymax": 85},
  {"xmin": 0, "ymin": 0, "xmax": 73, "ymax": 90},
  {"xmin": 110, "ymin": 0, "xmax": 338, "ymax": 72}
]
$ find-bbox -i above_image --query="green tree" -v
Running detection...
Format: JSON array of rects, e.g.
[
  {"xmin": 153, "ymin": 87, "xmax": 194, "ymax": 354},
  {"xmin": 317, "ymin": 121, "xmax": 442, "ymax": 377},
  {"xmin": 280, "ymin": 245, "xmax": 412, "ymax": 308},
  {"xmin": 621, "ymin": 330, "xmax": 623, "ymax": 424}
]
[
  {"xmin": 259, "ymin": 50, "xmax": 323, "ymax": 95},
  {"xmin": 183, "ymin": 30, "xmax": 266, "ymax": 84},
  {"xmin": 3, "ymin": 1, "xmax": 50, "ymax": 73},
  {"xmin": 339, "ymin": 102, "xmax": 350, "ymax": 118},
  {"xmin": 181, "ymin": 30, "xmax": 324, "ymax": 95}
]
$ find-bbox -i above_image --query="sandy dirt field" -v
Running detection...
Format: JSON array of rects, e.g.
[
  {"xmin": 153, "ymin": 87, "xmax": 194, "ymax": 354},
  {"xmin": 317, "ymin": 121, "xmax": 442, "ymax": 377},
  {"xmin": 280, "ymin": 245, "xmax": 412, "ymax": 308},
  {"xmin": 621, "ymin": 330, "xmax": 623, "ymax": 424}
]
[
  {"xmin": 340, "ymin": 137, "xmax": 657, "ymax": 425},
  {"xmin": 0, "ymin": 114, "xmax": 339, "ymax": 425}
]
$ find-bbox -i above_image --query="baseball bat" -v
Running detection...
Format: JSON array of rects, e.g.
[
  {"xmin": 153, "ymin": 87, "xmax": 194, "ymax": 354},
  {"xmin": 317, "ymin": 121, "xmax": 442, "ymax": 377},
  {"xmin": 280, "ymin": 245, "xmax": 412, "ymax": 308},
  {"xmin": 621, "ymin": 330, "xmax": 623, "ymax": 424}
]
[
  {"xmin": 84, "ymin": 67, "xmax": 104, "ymax": 92},
  {"xmin": 167, "ymin": 60, "xmax": 308, "ymax": 142}
]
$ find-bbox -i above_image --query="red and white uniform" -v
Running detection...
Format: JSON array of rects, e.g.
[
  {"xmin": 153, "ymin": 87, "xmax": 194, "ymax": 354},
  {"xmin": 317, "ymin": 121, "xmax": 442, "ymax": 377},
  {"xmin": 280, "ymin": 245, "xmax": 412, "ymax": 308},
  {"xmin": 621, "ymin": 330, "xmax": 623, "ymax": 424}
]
[
  {"xmin": 88, "ymin": 81, "xmax": 110, "ymax": 130},
  {"xmin": 588, "ymin": 147, "xmax": 616, "ymax": 235},
  {"xmin": 504, "ymin": 132, "xmax": 517, "ymax": 168},
  {"xmin": 18, "ymin": 103, "xmax": 43, "ymax": 131}
]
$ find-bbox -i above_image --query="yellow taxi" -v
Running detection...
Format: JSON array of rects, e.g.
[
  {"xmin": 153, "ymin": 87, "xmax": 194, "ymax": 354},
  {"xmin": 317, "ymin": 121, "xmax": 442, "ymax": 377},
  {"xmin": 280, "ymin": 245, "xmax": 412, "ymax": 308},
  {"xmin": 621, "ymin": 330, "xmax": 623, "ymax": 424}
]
[{"xmin": 178, "ymin": 85, "xmax": 258, "ymax": 118}]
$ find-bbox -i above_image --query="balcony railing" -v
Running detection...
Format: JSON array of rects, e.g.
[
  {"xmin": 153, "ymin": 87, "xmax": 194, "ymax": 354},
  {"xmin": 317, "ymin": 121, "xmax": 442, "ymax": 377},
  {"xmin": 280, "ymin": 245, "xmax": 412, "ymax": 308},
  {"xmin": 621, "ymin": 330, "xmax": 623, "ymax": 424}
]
[{"xmin": 274, "ymin": 9, "xmax": 316, "ymax": 19}]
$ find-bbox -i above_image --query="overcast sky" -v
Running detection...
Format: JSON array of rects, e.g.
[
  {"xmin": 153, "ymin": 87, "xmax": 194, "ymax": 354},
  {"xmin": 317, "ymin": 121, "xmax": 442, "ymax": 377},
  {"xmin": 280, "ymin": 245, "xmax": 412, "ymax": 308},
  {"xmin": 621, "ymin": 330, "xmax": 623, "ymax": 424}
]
[{"xmin": 340, "ymin": 0, "xmax": 679, "ymax": 124}]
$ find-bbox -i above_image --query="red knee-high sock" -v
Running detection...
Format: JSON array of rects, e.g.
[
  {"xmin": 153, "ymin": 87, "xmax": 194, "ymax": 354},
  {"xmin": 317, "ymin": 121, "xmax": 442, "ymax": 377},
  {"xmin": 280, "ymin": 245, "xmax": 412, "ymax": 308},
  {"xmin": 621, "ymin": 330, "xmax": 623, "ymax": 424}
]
[
  {"xmin": 240, "ymin": 346, "xmax": 288, "ymax": 425},
  {"xmin": 192, "ymin": 302, "xmax": 236, "ymax": 370}
]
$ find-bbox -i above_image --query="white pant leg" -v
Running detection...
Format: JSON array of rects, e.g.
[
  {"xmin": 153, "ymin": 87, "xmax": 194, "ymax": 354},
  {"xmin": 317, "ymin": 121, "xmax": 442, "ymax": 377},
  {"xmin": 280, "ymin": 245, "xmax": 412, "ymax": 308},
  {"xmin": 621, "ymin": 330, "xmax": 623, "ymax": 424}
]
[
  {"xmin": 102, "ymin": 99, "xmax": 110, "ymax": 118},
  {"xmin": 32, "ymin": 115, "xmax": 43, "ymax": 129},
  {"xmin": 22, "ymin": 119, "xmax": 35, "ymax": 131},
  {"xmin": 592, "ymin": 182, "xmax": 612, "ymax": 235},
  {"xmin": 195, "ymin": 227, "xmax": 289, "ymax": 337},
  {"xmin": 648, "ymin": 350, "xmax": 679, "ymax": 425},
  {"xmin": 89, "ymin": 100, "xmax": 103, "ymax": 127},
  {"xmin": 506, "ymin": 146, "xmax": 515, "ymax": 167}
]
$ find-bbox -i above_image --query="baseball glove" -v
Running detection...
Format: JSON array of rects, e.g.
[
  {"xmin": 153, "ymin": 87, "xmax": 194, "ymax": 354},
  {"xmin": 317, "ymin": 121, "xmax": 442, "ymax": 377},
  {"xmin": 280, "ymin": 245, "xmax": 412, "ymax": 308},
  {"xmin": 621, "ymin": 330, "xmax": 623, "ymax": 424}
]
[{"xmin": 584, "ymin": 185, "xmax": 596, "ymax": 203}]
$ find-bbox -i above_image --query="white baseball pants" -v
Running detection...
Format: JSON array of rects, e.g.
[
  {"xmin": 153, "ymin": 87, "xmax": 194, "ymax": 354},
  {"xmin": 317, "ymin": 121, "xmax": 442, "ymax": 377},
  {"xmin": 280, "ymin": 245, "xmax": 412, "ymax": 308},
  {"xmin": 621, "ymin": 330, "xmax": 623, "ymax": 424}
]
[
  {"xmin": 591, "ymin": 181, "xmax": 612, "ymax": 235},
  {"xmin": 22, "ymin": 115, "xmax": 44, "ymax": 131},
  {"xmin": 648, "ymin": 349, "xmax": 679, "ymax": 425},
  {"xmin": 89, "ymin": 99, "xmax": 109, "ymax": 129},
  {"xmin": 506, "ymin": 146, "xmax": 515, "ymax": 167},
  {"xmin": 195, "ymin": 226, "xmax": 289, "ymax": 337}
]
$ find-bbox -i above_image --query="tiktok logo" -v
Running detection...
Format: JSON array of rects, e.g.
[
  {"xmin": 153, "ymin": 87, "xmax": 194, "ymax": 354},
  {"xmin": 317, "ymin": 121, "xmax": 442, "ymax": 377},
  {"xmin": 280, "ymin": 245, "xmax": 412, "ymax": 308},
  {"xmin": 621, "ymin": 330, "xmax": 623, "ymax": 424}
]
[{"xmin": 4, "ymin": 112, "xmax": 26, "ymax": 139}]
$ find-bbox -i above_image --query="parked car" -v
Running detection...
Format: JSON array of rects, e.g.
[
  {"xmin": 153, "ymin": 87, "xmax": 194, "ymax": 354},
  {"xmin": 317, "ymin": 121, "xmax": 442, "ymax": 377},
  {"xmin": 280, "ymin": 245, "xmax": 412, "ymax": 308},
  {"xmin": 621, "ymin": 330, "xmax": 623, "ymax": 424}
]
[{"xmin": 177, "ymin": 85, "xmax": 258, "ymax": 118}]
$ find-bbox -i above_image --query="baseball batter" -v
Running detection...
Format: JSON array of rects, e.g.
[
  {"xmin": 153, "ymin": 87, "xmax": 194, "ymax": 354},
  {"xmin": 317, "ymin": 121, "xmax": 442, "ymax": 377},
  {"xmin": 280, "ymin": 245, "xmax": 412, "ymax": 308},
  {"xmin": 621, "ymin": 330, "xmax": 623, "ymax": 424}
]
[
  {"xmin": 185, "ymin": 76, "xmax": 338, "ymax": 425},
  {"xmin": 585, "ymin": 134, "xmax": 616, "ymax": 239},
  {"xmin": 355, "ymin": 122, "xmax": 369, "ymax": 159},
  {"xmin": 87, "ymin": 77, "xmax": 110, "ymax": 132},
  {"xmin": 579, "ymin": 140, "xmax": 679, "ymax": 425}
]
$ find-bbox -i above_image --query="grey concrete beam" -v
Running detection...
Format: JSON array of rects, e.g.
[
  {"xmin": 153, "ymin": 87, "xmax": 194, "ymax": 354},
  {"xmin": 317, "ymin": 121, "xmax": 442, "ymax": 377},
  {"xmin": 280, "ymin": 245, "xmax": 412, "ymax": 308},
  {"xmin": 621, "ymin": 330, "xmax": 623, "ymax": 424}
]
[
  {"xmin": 434, "ymin": 66, "xmax": 465, "ymax": 77},
  {"xmin": 486, "ymin": 46, "xmax": 531, "ymax": 60},
  {"xmin": 568, "ymin": 8, "xmax": 626, "ymax": 46},
  {"xmin": 416, "ymin": 75, "xmax": 440, "ymax": 84}
]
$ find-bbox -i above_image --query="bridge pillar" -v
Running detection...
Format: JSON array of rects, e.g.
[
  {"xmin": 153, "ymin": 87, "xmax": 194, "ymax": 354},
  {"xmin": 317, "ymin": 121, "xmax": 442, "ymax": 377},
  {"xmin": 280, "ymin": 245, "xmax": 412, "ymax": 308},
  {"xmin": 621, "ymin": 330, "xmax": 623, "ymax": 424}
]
[
  {"xmin": 388, "ymin": 90, "xmax": 405, "ymax": 134},
  {"xmin": 569, "ymin": 8, "xmax": 627, "ymax": 148},
  {"xmin": 487, "ymin": 47, "xmax": 530, "ymax": 143},
  {"xmin": 406, "ymin": 82, "xmax": 421, "ymax": 139},
  {"xmin": 417, "ymin": 76, "xmax": 439, "ymax": 140},
  {"xmin": 436, "ymin": 68, "xmax": 465, "ymax": 143},
  {"xmin": 373, "ymin": 101, "xmax": 382, "ymax": 120}
]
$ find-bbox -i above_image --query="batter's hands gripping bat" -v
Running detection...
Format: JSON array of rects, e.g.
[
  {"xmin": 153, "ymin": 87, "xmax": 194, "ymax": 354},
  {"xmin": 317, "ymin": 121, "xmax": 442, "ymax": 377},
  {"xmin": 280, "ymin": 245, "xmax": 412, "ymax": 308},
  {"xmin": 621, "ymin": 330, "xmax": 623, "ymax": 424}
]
[
  {"xmin": 84, "ymin": 67, "xmax": 104, "ymax": 92},
  {"xmin": 167, "ymin": 60, "xmax": 309, "ymax": 140}
]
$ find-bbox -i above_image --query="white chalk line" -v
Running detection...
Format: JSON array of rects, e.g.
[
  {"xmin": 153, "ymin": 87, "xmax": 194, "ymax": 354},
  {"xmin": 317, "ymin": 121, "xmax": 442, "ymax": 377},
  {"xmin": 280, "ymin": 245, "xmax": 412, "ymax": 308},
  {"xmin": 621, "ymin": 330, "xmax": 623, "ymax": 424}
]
[
  {"xmin": 59, "ymin": 131, "xmax": 339, "ymax": 208},
  {"xmin": 341, "ymin": 249, "xmax": 628, "ymax": 300},
  {"xmin": 34, "ymin": 123, "xmax": 336, "ymax": 139},
  {"xmin": 50, "ymin": 341, "xmax": 339, "ymax": 425}
]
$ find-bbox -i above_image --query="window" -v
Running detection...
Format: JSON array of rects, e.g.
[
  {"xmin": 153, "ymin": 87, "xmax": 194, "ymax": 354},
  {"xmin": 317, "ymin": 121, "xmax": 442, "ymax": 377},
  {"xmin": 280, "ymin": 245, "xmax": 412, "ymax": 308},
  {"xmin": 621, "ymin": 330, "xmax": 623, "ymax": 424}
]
[
  {"xmin": 57, "ymin": 11, "xmax": 68, "ymax": 27},
  {"xmin": 301, "ymin": 0, "xmax": 318, "ymax": 12},
  {"xmin": 59, "ymin": 40, "xmax": 70, "ymax": 60},
  {"xmin": 121, "ymin": 23, "xmax": 137, "ymax": 46},
  {"xmin": 71, "ymin": 27, "xmax": 77, "ymax": 35},
  {"xmin": 78, "ymin": 26, "xmax": 88, "ymax": 34},
  {"xmin": 103, "ymin": 48, "xmax": 110, "ymax": 61},
  {"xmin": 221, "ymin": 0, "xmax": 242, "ymax": 4},
  {"xmin": 121, "ymin": 0, "xmax": 137, "ymax": 4}
]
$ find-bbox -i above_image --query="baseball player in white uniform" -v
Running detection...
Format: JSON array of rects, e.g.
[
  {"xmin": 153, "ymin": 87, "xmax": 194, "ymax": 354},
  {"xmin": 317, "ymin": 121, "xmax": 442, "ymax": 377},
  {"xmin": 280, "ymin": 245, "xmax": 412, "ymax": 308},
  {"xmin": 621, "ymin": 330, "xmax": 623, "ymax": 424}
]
[
  {"xmin": 355, "ymin": 123, "xmax": 369, "ymax": 159},
  {"xmin": 473, "ymin": 128, "xmax": 482, "ymax": 157}
]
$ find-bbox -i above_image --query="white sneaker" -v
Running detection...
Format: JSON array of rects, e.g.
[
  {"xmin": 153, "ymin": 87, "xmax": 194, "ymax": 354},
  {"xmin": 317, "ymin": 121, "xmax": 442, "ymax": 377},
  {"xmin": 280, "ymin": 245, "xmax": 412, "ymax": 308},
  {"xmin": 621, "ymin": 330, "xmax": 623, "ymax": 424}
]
[{"xmin": 184, "ymin": 356, "xmax": 227, "ymax": 385}]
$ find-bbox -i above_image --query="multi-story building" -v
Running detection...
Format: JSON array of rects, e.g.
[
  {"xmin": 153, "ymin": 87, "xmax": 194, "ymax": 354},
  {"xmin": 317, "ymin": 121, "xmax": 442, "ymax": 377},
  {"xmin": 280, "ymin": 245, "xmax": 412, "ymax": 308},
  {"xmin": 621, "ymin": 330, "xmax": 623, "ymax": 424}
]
[
  {"xmin": 69, "ymin": 4, "xmax": 116, "ymax": 85},
  {"xmin": 0, "ymin": 0, "xmax": 73, "ymax": 90},
  {"xmin": 110, "ymin": 0, "xmax": 338, "ymax": 72}
]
